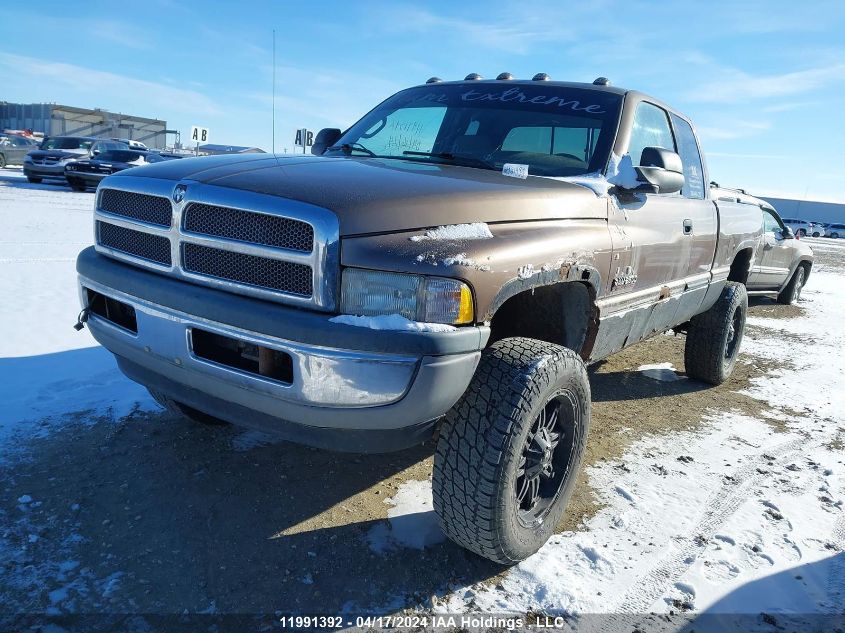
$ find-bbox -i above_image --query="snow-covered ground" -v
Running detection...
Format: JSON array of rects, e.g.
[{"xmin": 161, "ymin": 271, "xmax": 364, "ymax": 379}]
[
  {"xmin": 0, "ymin": 166, "xmax": 842, "ymax": 629},
  {"xmin": 0, "ymin": 170, "xmax": 156, "ymax": 448}
]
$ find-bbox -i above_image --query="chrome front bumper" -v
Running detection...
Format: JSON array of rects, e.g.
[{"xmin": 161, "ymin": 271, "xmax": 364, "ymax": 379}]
[
  {"xmin": 78, "ymin": 272, "xmax": 482, "ymax": 448},
  {"xmin": 24, "ymin": 162, "xmax": 70, "ymax": 177}
]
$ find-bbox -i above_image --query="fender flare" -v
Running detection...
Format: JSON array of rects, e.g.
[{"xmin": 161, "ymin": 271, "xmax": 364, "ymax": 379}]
[{"xmin": 484, "ymin": 260, "xmax": 603, "ymax": 321}]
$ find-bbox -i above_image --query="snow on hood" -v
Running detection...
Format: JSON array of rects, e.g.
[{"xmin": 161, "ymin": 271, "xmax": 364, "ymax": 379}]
[{"xmin": 409, "ymin": 222, "xmax": 494, "ymax": 242}]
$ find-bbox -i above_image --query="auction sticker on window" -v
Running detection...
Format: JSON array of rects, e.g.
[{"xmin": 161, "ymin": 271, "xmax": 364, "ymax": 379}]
[{"xmin": 502, "ymin": 163, "xmax": 529, "ymax": 179}]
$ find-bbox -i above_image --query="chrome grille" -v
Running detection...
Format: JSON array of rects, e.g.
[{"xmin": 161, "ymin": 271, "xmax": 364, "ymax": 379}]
[
  {"xmin": 183, "ymin": 244, "xmax": 312, "ymax": 296},
  {"xmin": 100, "ymin": 189, "xmax": 172, "ymax": 227},
  {"xmin": 97, "ymin": 221, "xmax": 171, "ymax": 266},
  {"xmin": 92, "ymin": 175, "xmax": 339, "ymax": 310},
  {"xmin": 183, "ymin": 203, "xmax": 313, "ymax": 252}
]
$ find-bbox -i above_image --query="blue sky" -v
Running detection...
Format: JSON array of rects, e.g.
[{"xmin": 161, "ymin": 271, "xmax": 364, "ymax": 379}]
[{"xmin": 2, "ymin": 0, "xmax": 844, "ymax": 201}]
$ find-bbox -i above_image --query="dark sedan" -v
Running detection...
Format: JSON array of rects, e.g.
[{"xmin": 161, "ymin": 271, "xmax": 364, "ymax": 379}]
[{"xmin": 65, "ymin": 150, "xmax": 178, "ymax": 191}]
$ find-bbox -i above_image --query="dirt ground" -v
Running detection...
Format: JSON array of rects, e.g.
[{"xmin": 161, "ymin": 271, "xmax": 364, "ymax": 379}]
[{"xmin": 1, "ymin": 286, "xmax": 814, "ymax": 624}]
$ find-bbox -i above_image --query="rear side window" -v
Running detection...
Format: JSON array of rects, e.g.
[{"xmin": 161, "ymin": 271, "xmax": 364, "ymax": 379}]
[
  {"xmin": 628, "ymin": 102, "xmax": 675, "ymax": 166},
  {"xmin": 670, "ymin": 114, "xmax": 705, "ymax": 199}
]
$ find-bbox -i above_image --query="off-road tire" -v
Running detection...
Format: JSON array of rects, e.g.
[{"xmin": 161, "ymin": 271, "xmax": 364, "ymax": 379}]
[
  {"xmin": 777, "ymin": 264, "xmax": 806, "ymax": 305},
  {"xmin": 684, "ymin": 281, "xmax": 748, "ymax": 385},
  {"xmin": 433, "ymin": 337, "xmax": 590, "ymax": 564},
  {"xmin": 27, "ymin": 176, "xmax": 42, "ymax": 183},
  {"xmin": 68, "ymin": 178, "xmax": 87, "ymax": 192},
  {"xmin": 148, "ymin": 388, "xmax": 230, "ymax": 426}
]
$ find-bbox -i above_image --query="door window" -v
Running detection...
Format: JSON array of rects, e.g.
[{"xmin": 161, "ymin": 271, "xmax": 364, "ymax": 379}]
[
  {"xmin": 670, "ymin": 114, "xmax": 705, "ymax": 199},
  {"xmin": 628, "ymin": 102, "xmax": 675, "ymax": 166},
  {"xmin": 762, "ymin": 209, "xmax": 784, "ymax": 235}
]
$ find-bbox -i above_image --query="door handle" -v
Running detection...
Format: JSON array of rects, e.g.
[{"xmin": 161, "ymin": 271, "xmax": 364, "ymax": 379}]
[{"xmin": 683, "ymin": 219, "xmax": 693, "ymax": 235}]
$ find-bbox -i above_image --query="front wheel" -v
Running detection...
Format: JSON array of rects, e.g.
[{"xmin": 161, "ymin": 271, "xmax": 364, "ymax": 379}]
[
  {"xmin": 684, "ymin": 281, "xmax": 748, "ymax": 385},
  {"xmin": 777, "ymin": 265, "xmax": 806, "ymax": 305},
  {"xmin": 832, "ymin": 232, "xmax": 840, "ymax": 239},
  {"xmin": 26, "ymin": 176, "xmax": 42, "ymax": 183},
  {"xmin": 433, "ymin": 337, "xmax": 590, "ymax": 564},
  {"xmin": 68, "ymin": 178, "xmax": 87, "ymax": 192}
]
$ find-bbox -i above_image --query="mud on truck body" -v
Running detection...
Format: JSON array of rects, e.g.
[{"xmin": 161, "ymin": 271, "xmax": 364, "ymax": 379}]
[{"xmin": 76, "ymin": 75, "xmax": 766, "ymax": 563}]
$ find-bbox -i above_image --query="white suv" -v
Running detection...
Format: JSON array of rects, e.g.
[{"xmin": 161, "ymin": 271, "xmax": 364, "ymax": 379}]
[
  {"xmin": 781, "ymin": 218, "xmax": 814, "ymax": 237},
  {"xmin": 825, "ymin": 223, "xmax": 845, "ymax": 239}
]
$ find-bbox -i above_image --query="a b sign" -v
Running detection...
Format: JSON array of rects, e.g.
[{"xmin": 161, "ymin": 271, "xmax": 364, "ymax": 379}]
[
  {"xmin": 190, "ymin": 126, "xmax": 210, "ymax": 144},
  {"xmin": 295, "ymin": 128, "xmax": 314, "ymax": 147}
]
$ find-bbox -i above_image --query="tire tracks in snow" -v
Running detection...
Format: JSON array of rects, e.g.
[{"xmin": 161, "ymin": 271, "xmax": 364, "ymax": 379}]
[{"xmin": 610, "ymin": 433, "xmax": 813, "ymax": 613}]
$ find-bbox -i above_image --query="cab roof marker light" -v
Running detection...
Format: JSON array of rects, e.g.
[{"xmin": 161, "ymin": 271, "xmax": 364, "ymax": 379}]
[
  {"xmin": 426, "ymin": 77, "xmax": 442, "ymax": 84},
  {"xmin": 532, "ymin": 73, "xmax": 550, "ymax": 81},
  {"xmin": 496, "ymin": 72, "xmax": 514, "ymax": 80},
  {"xmin": 593, "ymin": 77, "xmax": 611, "ymax": 86},
  {"xmin": 464, "ymin": 73, "xmax": 483, "ymax": 80}
]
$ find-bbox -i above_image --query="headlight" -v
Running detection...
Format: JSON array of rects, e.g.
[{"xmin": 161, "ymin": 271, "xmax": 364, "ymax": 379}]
[{"xmin": 340, "ymin": 268, "xmax": 474, "ymax": 325}]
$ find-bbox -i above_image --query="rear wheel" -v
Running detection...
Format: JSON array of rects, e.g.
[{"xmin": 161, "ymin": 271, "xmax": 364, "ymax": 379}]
[
  {"xmin": 797, "ymin": 229, "xmax": 807, "ymax": 237},
  {"xmin": 148, "ymin": 389, "xmax": 230, "ymax": 426},
  {"xmin": 832, "ymin": 232, "xmax": 840, "ymax": 239},
  {"xmin": 777, "ymin": 265, "xmax": 806, "ymax": 305},
  {"xmin": 26, "ymin": 176, "xmax": 42, "ymax": 183},
  {"xmin": 68, "ymin": 178, "xmax": 87, "ymax": 192},
  {"xmin": 684, "ymin": 281, "xmax": 748, "ymax": 385},
  {"xmin": 433, "ymin": 337, "xmax": 590, "ymax": 564}
]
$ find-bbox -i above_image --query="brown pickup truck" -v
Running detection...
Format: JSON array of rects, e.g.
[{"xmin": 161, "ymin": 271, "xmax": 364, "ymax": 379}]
[{"xmin": 76, "ymin": 74, "xmax": 772, "ymax": 563}]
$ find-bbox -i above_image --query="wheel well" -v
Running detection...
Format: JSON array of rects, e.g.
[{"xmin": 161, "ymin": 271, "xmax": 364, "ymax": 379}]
[
  {"xmin": 728, "ymin": 248, "xmax": 754, "ymax": 285},
  {"xmin": 488, "ymin": 282, "xmax": 596, "ymax": 357}
]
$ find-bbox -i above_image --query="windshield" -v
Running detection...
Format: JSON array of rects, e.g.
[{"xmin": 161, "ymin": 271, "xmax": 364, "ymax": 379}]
[
  {"xmin": 95, "ymin": 150, "xmax": 146, "ymax": 162},
  {"xmin": 40, "ymin": 137, "xmax": 94, "ymax": 151},
  {"xmin": 326, "ymin": 83, "xmax": 622, "ymax": 177}
]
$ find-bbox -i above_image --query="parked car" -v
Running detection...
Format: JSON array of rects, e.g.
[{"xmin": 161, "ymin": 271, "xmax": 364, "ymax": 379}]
[
  {"xmin": 111, "ymin": 138, "xmax": 148, "ymax": 150},
  {"xmin": 76, "ymin": 74, "xmax": 764, "ymax": 564},
  {"xmin": 24, "ymin": 138, "xmax": 128, "ymax": 184},
  {"xmin": 65, "ymin": 149, "xmax": 173, "ymax": 191},
  {"xmin": 825, "ymin": 223, "xmax": 845, "ymax": 239},
  {"xmin": 0, "ymin": 134, "xmax": 40, "ymax": 168},
  {"xmin": 23, "ymin": 136, "xmax": 98, "ymax": 183},
  {"xmin": 733, "ymin": 194, "xmax": 814, "ymax": 303},
  {"xmin": 809, "ymin": 223, "xmax": 826, "ymax": 238},
  {"xmin": 780, "ymin": 217, "xmax": 814, "ymax": 237}
]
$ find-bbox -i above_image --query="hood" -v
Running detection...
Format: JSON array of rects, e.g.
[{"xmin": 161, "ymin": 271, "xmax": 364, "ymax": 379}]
[
  {"xmin": 29, "ymin": 149, "xmax": 88, "ymax": 159},
  {"xmin": 127, "ymin": 154, "xmax": 604, "ymax": 236}
]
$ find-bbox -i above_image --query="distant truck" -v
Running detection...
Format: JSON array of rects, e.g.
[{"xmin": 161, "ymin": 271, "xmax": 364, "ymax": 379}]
[{"xmin": 76, "ymin": 74, "xmax": 768, "ymax": 564}]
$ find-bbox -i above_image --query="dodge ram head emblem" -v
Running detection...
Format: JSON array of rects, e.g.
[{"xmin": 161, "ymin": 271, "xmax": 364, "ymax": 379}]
[{"xmin": 172, "ymin": 184, "xmax": 187, "ymax": 204}]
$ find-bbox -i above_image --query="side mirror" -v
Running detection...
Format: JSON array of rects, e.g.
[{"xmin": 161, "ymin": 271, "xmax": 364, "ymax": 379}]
[
  {"xmin": 632, "ymin": 147, "xmax": 685, "ymax": 194},
  {"xmin": 311, "ymin": 128, "xmax": 342, "ymax": 156},
  {"xmin": 781, "ymin": 226, "xmax": 794, "ymax": 239}
]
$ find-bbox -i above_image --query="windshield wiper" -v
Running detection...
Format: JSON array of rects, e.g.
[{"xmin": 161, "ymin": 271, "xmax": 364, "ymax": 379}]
[
  {"xmin": 402, "ymin": 150, "xmax": 496, "ymax": 171},
  {"xmin": 327, "ymin": 142, "xmax": 377, "ymax": 157}
]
